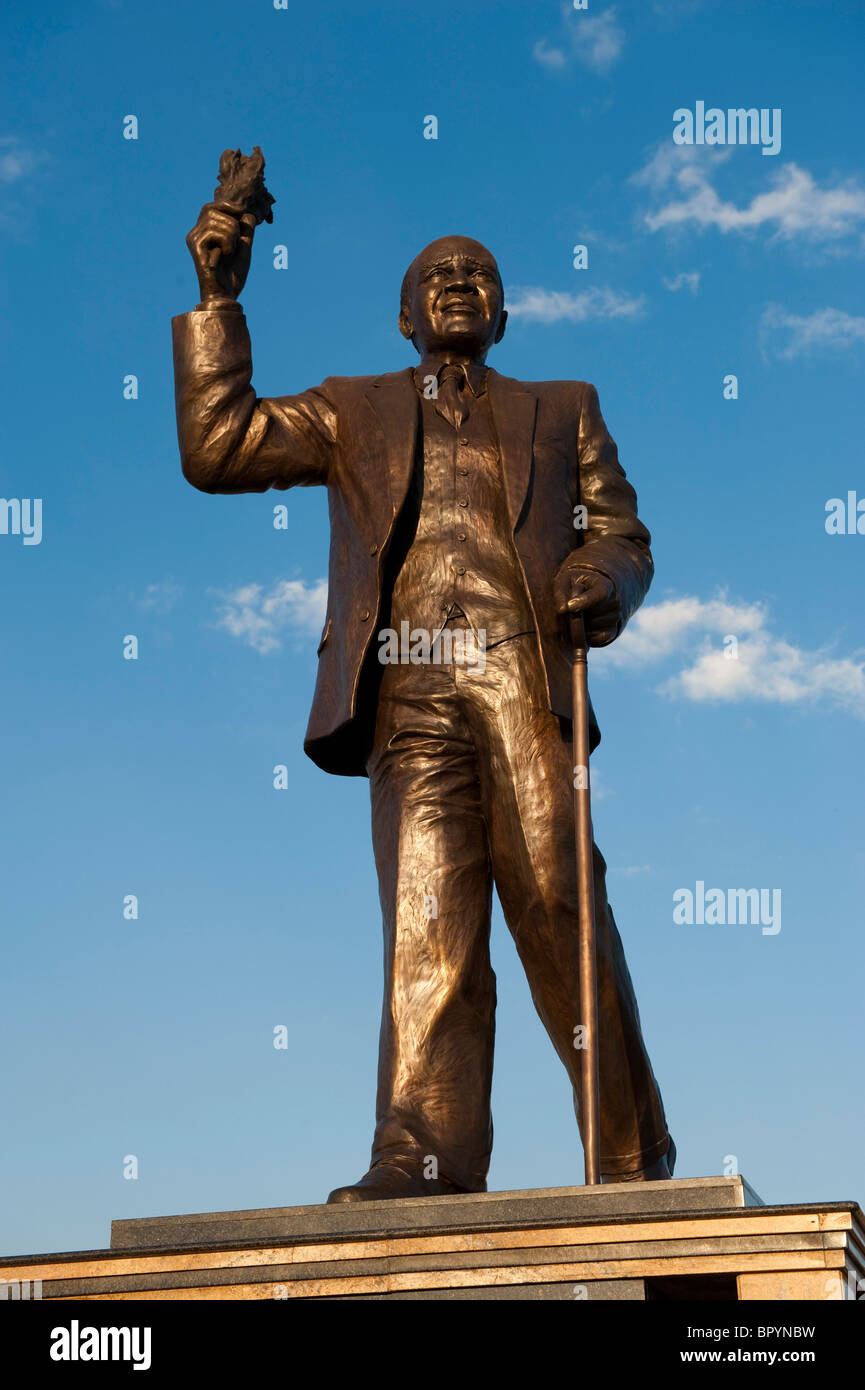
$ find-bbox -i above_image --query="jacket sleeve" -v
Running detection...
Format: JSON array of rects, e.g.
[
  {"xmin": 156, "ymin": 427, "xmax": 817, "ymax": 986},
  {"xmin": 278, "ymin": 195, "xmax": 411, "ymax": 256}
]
[
  {"xmin": 555, "ymin": 382, "xmax": 653, "ymax": 638},
  {"xmin": 172, "ymin": 306, "xmax": 336, "ymax": 493}
]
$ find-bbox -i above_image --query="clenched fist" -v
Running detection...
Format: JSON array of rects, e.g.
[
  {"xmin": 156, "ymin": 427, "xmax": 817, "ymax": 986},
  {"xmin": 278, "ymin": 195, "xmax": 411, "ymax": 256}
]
[{"xmin": 186, "ymin": 202, "xmax": 257, "ymax": 308}]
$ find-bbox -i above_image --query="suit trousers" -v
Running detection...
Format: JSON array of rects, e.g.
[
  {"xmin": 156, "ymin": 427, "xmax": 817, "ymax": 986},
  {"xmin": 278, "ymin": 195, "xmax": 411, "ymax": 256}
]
[{"xmin": 365, "ymin": 628, "xmax": 672, "ymax": 1189}]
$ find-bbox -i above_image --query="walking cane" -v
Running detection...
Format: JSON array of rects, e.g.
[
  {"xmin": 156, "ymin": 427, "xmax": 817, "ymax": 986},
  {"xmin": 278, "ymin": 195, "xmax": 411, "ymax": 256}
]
[{"xmin": 571, "ymin": 612, "xmax": 602, "ymax": 1185}]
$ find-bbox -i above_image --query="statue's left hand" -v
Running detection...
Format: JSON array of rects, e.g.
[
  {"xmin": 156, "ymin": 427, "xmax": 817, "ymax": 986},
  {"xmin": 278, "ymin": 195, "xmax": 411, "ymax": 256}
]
[{"xmin": 554, "ymin": 567, "xmax": 619, "ymax": 646}]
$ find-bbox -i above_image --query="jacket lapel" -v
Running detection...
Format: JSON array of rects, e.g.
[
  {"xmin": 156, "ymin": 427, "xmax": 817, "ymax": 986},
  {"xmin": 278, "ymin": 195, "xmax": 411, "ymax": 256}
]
[
  {"xmin": 363, "ymin": 366, "xmax": 538, "ymax": 532},
  {"xmin": 363, "ymin": 369, "xmax": 418, "ymax": 517},
  {"xmin": 487, "ymin": 369, "xmax": 538, "ymax": 531}
]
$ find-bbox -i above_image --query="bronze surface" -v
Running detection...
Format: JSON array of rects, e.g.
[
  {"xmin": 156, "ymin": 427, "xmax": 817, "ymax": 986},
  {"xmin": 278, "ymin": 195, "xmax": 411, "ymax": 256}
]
[{"xmin": 176, "ymin": 170, "xmax": 673, "ymax": 1198}]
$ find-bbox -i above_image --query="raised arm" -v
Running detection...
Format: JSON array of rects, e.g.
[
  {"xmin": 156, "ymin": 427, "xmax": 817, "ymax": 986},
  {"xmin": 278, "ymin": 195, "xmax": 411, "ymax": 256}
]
[{"xmin": 175, "ymin": 201, "xmax": 335, "ymax": 494}]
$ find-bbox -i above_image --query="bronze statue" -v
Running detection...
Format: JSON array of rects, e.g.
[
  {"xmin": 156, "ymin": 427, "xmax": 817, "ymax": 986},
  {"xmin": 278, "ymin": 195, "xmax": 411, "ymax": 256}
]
[{"xmin": 174, "ymin": 150, "xmax": 675, "ymax": 1202}]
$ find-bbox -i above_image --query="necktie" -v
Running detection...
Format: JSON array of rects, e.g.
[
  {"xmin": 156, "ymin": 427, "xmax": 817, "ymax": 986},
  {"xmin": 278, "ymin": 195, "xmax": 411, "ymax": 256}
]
[
  {"xmin": 435, "ymin": 363, "xmax": 469, "ymax": 431},
  {"xmin": 433, "ymin": 364, "xmax": 469, "ymax": 624}
]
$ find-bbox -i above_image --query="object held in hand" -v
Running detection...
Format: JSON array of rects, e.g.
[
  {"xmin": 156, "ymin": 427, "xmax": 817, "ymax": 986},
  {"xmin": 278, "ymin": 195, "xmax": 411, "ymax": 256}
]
[
  {"xmin": 213, "ymin": 146, "xmax": 275, "ymax": 226},
  {"xmin": 569, "ymin": 609, "xmax": 600, "ymax": 1184}
]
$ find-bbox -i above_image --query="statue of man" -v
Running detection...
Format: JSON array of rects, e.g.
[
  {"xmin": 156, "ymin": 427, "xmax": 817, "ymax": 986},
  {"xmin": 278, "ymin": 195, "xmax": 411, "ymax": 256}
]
[{"xmin": 175, "ymin": 196, "xmax": 675, "ymax": 1202}]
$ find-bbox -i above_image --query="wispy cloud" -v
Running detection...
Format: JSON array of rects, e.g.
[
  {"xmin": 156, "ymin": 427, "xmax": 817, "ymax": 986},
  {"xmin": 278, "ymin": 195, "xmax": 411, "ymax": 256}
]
[
  {"xmin": 632, "ymin": 143, "xmax": 865, "ymax": 243},
  {"xmin": 0, "ymin": 136, "xmax": 37, "ymax": 184},
  {"xmin": 602, "ymin": 596, "xmax": 765, "ymax": 667},
  {"xmin": 533, "ymin": 6, "xmax": 624, "ymax": 75},
  {"xmin": 533, "ymin": 39, "xmax": 569, "ymax": 71},
  {"xmin": 137, "ymin": 579, "xmax": 182, "ymax": 614},
  {"xmin": 663, "ymin": 271, "xmax": 700, "ymax": 293},
  {"xmin": 598, "ymin": 594, "xmax": 865, "ymax": 717},
  {"xmin": 760, "ymin": 305, "xmax": 865, "ymax": 359},
  {"xmin": 214, "ymin": 578, "xmax": 328, "ymax": 654},
  {"xmin": 506, "ymin": 285, "xmax": 645, "ymax": 323}
]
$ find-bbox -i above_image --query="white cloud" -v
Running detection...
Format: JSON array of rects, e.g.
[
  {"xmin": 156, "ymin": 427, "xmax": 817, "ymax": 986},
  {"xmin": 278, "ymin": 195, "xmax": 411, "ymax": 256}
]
[
  {"xmin": 532, "ymin": 39, "xmax": 568, "ymax": 70},
  {"xmin": 215, "ymin": 578, "xmax": 328, "ymax": 654},
  {"xmin": 633, "ymin": 143, "xmax": 865, "ymax": 243},
  {"xmin": 760, "ymin": 305, "xmax": 865, "ymax": 359},
  {"xmin": 666, "ymin": 636, "xmax": 865, "ymax": 711},
  {"xmin": 571, "ymin": 8, "xmax": 624, "ymax": 71},
  {"xmin": 599, "ymin": 594, "xmax": 865, "ymax": 717},
  {"xmin": 506, "ymin": 285, "xmax": 645, "ymax": 323},
  {"xmin": 0, "ymin": 137, "xmax": 36, "ymax": 184},
  {"xmin": 137, "ymin": 579, "xmax": 182, "ymax": 614},
  {"xmin": 533, "ymin": 6, "xmax": 624, "ymax": 75},
  {"xmin": 588, "ymin": 766, "xmax": 610, "ymax": 800},
  {"xmin": 632, "ymin": 141, "xmax": 730, "ymax": 194},
  {"xmin": 602, "ymin": 596, "xmax": 765, "ymax": 667},
  {"xmin": 663, "ymin": 271, "xmax": 700, "ymax": 293}
]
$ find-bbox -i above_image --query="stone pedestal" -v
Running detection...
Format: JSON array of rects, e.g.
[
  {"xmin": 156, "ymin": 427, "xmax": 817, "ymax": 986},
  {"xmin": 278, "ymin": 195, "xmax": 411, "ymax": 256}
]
[{"xmin": 2, "ymin": 1177, "xmax": 862, "ymax": 1300}]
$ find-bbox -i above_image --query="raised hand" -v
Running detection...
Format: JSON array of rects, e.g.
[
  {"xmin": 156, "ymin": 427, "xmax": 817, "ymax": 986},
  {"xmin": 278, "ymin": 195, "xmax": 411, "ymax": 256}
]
[{"xmin": 186, "ymin": 202, "xmax": 257, "ymax": 308}]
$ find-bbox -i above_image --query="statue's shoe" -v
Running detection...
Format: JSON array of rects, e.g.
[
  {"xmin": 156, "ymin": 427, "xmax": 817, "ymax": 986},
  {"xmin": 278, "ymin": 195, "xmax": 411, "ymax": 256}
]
[
  {"xmin": 327, "ymin": 1159, "xmax": 472, "ymax": 1204},
  {"xmin": 604, "ymin": 1137, "xmax": 677, "ymax": 1184}
]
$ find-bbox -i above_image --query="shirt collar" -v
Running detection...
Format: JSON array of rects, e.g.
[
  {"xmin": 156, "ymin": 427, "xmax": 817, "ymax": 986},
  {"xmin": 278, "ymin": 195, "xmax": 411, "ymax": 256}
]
[{"xmin": 413, "ymin": 353, "xmax": 488, "ymax": 397}]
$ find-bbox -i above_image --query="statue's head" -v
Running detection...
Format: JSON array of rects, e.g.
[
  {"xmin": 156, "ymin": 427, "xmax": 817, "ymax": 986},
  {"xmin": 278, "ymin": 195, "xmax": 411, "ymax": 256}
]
[{"xmin": 399, "ymin": 235, "xmax": 507, "ymax": 360}]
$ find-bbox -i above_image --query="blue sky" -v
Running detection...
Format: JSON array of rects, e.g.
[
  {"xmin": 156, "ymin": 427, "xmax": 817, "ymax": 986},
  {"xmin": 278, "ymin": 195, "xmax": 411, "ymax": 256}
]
[{"xmin": 1, "ymin": 0, "xmax": 863, "ymax": 1257}]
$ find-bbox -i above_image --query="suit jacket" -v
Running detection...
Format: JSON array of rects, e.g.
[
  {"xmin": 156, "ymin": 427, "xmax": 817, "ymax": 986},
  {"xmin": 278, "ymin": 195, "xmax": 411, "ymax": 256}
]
[{"xmin": 173, "ymin": 307, "xmax": 653, "ymax": 776}]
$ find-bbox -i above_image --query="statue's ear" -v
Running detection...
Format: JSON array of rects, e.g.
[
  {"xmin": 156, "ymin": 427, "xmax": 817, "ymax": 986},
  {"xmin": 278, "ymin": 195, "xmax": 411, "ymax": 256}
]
[
  {"xmin": 398, "ymin": 306, "xmax": 414, "ymax": 342},
  {"xmin": 494, "ymin": 309, "xmax": 508, "ymax": 345}
]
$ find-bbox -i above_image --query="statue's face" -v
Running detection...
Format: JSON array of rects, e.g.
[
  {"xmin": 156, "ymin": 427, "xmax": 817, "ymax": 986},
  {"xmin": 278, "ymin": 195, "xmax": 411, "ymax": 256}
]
[{"xmin": 399, "ymin": 236, "xmax": 507, "ymax": 359}]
